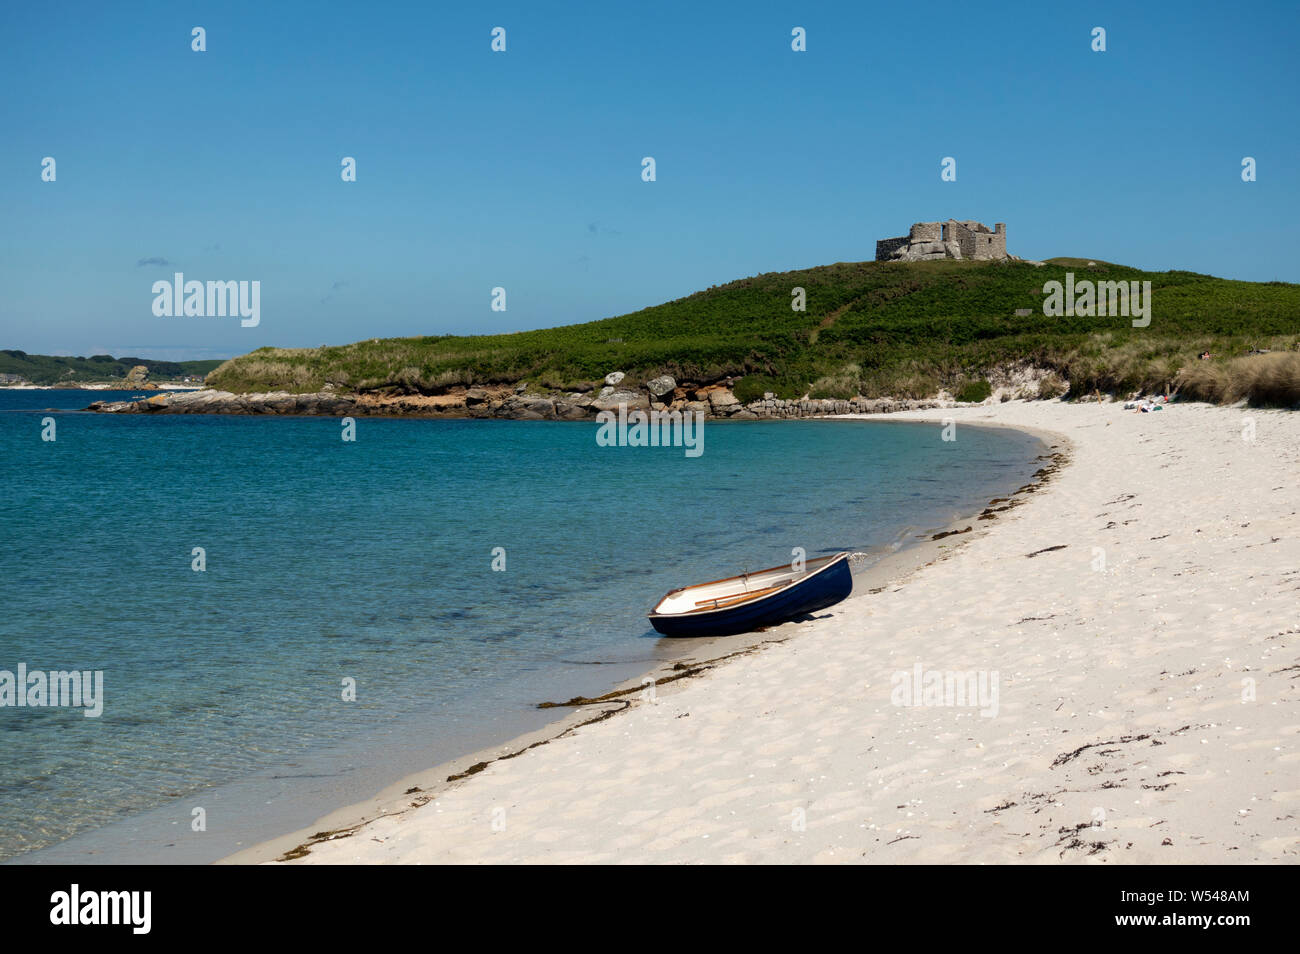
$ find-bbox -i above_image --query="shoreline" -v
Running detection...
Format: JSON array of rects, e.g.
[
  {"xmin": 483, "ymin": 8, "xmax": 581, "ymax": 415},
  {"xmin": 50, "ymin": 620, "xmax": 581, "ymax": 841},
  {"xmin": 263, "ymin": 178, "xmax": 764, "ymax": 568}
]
[
  {"xmin": 0, "ymin": 384, "xmax": 202, "ymax": 391},
  {"xmin": 82, "ymin": 384, "xmax": 957, "ymax": 421},
  {"xmin": 239, "ymin": 399, "xmax": 1299, "ymax": 864},
  {"xmin": 225, "ymin": 416, "xmax": 1067, "ymax": 864},
  {"xmin": 3, "ymin": 411, "xmax": 1047, "ymax": 866}
]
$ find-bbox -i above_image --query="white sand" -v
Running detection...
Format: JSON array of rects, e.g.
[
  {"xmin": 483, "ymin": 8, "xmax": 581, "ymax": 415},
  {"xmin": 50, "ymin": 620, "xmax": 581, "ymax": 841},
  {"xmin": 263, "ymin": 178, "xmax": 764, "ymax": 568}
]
[{"xmin": 266, "ymin": 401, "xmax": 1300, "ymax": 864}]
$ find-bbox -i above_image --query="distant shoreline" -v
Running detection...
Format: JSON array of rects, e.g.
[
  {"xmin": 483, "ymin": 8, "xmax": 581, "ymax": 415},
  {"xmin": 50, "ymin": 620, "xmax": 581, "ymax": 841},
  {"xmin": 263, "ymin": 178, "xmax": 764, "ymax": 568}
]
[
  {"xmin": 1, "ymin": 383, "xmax": 204, "ymax": 391},
  {"xmin": 83, "ymin": 384, "xmax": 956, "ymax": 421}
]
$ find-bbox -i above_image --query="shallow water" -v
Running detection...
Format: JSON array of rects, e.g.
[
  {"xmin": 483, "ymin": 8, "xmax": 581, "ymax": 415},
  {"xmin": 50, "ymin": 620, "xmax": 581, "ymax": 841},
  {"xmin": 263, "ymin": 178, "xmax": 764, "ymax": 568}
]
[{"xmin": 0, "ymin": 390, "xmax": 1045, "ymax": 862}]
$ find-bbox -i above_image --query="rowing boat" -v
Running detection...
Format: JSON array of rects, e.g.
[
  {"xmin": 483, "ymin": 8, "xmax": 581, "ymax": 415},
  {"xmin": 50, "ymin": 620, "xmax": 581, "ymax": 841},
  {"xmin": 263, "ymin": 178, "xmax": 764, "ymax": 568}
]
[{"xmin": 647, "ymin": 552, "xmax": 853, "ymax": 637}]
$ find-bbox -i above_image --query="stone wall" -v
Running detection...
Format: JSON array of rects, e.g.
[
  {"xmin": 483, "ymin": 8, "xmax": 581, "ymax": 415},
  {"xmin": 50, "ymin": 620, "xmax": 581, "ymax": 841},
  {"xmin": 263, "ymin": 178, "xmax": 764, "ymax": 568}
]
[
  {"xmin": 874, "ymin": 236, "xmax": 910, "ymax": 260},
  {"xmin": 956, "ymin": 220, "xmax": 1006, "ymax": 261},
  {"xmin": 909, "ymin": 221, "xmax": 942, "ymax": 243},
  {"xmin": 876, "ymin": 218, "xmax": 1008, "ymax": 262}
]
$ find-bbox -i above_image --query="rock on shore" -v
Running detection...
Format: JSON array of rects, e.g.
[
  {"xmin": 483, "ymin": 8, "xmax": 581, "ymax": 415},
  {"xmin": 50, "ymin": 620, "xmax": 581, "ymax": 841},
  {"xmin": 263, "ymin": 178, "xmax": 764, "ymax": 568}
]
[{"xmin": 87, "ymin": 380, "xmax": 955, "ymax": 420}]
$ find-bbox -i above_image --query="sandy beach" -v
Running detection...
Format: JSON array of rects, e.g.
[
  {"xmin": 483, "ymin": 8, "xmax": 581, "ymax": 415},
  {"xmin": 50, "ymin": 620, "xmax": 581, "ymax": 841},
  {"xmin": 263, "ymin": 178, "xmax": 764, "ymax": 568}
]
[{"xmin": 236, "ymin": 400, "xmax": 1299, "ymax": 865}]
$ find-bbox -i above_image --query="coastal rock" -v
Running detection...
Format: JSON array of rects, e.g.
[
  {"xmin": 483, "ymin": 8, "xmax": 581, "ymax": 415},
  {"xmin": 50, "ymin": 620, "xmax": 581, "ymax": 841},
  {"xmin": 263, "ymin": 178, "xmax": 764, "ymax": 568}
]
[
  {"xmin": 708, "ymin": 389, "xmax": 740, "ymax": 410},
  {"xmin": 522, "ymin": 399, "xmax": 556, "ymax": 418},
  {"xmin": 604, "ymin": 371, "xmax": 626, "ymax": 387},
  {"xmin": 554, "ymin": 402, "xmax": 591, "ymax": 421},
  {"xmin": 85, "ymin": 384, "xmax": 956, "ymax": 421},
  {"xmin": 123, "ymin": 365, "xmax": 151, "ymax": 387},
  {"xmin": 91, "ymin": 397, "xmax": 149, "ymax": 413},
  {"xmin": 491, "ymin": 393, "xmax": 557, "ymax": 420},
  {"xmin": 646, "ymin": 375, "xmax": 676, "ymax": 398},
  {"xmin": 591, "ymin": 388, "xmax": 648, "ymax": 412},
  {"xmin": 259, "ymin": 391, "xmax": 300, "ymax": 413},
  {"xmin": 85, "ymin": 388, "xmax": 363, "ymax": 416}
]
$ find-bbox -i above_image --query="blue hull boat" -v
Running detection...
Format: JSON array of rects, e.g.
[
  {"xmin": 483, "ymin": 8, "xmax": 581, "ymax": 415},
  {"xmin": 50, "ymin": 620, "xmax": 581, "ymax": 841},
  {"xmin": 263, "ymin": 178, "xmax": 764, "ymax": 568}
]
[{"xmin": 648, "ymin": 552, "xmax": 853, "ymax": 637}]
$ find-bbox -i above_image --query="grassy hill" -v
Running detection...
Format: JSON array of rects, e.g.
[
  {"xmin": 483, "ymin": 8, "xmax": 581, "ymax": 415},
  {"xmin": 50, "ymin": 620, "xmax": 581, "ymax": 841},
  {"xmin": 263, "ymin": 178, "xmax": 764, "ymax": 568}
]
[
  {"xmin": 206, "ymin": 259, "xmax": 1300, "ymax": 405},
  {"xmin": 0, "ymin": 351, "xmax": 224, "ymax": 386}
]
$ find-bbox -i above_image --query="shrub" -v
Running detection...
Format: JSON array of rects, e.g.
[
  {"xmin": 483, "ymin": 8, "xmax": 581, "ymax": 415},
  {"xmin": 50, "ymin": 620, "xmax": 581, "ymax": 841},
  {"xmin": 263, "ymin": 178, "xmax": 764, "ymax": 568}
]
[{"xmin": 955, "ymin": 379, "xmax": 992, "ymax": 403}]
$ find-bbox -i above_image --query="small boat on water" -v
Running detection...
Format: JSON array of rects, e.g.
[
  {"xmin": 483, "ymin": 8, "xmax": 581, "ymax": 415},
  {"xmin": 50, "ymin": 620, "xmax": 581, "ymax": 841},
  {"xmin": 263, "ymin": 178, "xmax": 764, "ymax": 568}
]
[{"xmin": 648, "ymin": 552, "xmax": 853, "ymax": 637}]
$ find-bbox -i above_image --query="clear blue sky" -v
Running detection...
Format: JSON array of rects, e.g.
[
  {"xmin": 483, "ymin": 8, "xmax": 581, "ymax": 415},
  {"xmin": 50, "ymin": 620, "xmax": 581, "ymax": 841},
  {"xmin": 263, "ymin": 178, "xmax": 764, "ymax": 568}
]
[{"xmin": 2, "ymin": 0, "xmax": 1296, "ymax": 360}]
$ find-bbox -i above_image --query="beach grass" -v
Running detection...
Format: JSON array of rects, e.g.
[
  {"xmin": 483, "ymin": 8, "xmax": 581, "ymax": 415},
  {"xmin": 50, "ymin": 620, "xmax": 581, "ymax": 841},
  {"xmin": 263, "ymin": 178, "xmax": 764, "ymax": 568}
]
[{"xmin": 1174, "ymin": 350, "xmax": 1300, "ymax": 406}]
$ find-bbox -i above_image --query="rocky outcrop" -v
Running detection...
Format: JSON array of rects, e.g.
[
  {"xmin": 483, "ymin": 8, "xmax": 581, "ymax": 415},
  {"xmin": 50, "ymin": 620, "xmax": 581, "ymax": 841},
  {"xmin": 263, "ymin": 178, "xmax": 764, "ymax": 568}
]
[
  {"xmin": 986, "ymin": 363, "xmax": 1070, "ymax": 402},
  {"xmin": 87, "ymin": 389, "xmax": 360, "ymax": 415},
  {"xmin": 707, "ymin": 389, "xmax": 740, "ymax": 411},
  {"xmin": 591, "ymin": 387, "xmax": 649, "ymax": 412},
  {"xmin": 87, "ymin": 377, "xmax": 956, "ymax": 421},
  {"xmin": 745, "ymin": 396, "xmax": 948, "ymax": 417},
  {"xmin": 122, "ymin": 365, "xmax": 158, "ymax": 389},
  {"xmin": 646, "ymin": 375, "xmax": 676, "ymax": 399}
]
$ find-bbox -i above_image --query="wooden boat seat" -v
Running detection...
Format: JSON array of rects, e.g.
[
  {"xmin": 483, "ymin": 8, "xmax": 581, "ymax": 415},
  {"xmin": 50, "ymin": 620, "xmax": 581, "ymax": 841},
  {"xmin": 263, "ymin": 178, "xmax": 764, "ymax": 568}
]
[{"xmin": 692, "ymin": 581, "xmax": 791, "ymax": 612}]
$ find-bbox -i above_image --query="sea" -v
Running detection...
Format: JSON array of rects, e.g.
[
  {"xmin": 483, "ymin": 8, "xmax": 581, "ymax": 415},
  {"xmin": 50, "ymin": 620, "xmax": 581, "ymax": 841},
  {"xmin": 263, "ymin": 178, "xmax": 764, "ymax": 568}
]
[{"xmin": 0, "ymin": 388, "xmax": 1046, "ymax": 863}]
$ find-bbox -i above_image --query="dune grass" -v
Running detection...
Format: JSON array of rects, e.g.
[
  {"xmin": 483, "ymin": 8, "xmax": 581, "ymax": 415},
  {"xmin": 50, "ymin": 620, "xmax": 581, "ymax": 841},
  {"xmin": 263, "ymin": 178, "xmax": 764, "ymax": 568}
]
[{"xmin": 1175, "ymin": 352, "xmax": 1300, "ymax": 406}]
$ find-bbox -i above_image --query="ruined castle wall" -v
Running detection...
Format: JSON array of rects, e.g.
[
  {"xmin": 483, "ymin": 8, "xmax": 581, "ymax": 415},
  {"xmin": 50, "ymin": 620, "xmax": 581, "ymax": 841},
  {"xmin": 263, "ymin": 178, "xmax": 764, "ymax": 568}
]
[
  {"xmin": 969, "ymin": 229, "xmax": 1006, "ymax": 260},
  {"xmin": 909, "ymin": 222, "xmax": 942, "ymax": 243},
  {"xmin": 878, "ymin": 219, "xmax": 1008, "ymax": 262},
  {"xmin": 875, "ymin": 236, "xmax": 909, "ymax": 261},
  {"xmin": 948, "ymin": 221, "xmax": 976, "ymax": 259}
]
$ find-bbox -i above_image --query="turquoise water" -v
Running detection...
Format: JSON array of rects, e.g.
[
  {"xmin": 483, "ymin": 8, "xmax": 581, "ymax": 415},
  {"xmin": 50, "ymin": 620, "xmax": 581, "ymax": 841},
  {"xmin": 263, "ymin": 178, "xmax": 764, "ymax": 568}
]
[{"xmin": 0, "ymin": 390, "xmax": 1045, "ymax": 862}]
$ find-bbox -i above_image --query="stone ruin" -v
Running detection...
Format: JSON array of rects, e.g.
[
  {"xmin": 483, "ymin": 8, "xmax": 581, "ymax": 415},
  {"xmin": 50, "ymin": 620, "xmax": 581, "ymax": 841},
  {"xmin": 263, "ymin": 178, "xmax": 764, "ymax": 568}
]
[{"xmin": 876, "ymin": 219, "xmax": 1008, "ymax": 262}]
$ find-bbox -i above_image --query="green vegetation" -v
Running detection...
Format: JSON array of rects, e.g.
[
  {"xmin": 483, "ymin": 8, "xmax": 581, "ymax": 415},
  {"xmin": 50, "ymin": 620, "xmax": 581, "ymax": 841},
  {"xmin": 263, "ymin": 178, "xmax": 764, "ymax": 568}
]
[
  {"xmin": 1177, "ymin": 351, "xmax": 1300, "ymax": 406},
  {"xmin": 205, "ymin": 259, "xmax": 1300, "ymax": 406},
  {"xmin": 0, "ymin": 351, "xmax": 223, "ymax": 385},
  {"xmin": 955, "ymin": 379, "xmax": 993, "ymax": 403}
]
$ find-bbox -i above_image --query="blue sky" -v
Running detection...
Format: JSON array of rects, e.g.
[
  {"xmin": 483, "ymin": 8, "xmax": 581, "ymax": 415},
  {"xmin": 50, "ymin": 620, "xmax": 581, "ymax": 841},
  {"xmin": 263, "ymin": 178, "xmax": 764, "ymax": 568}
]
[{"xmin": 2, "ymin": 0, "xmax": 1296, "ymax": 360}]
